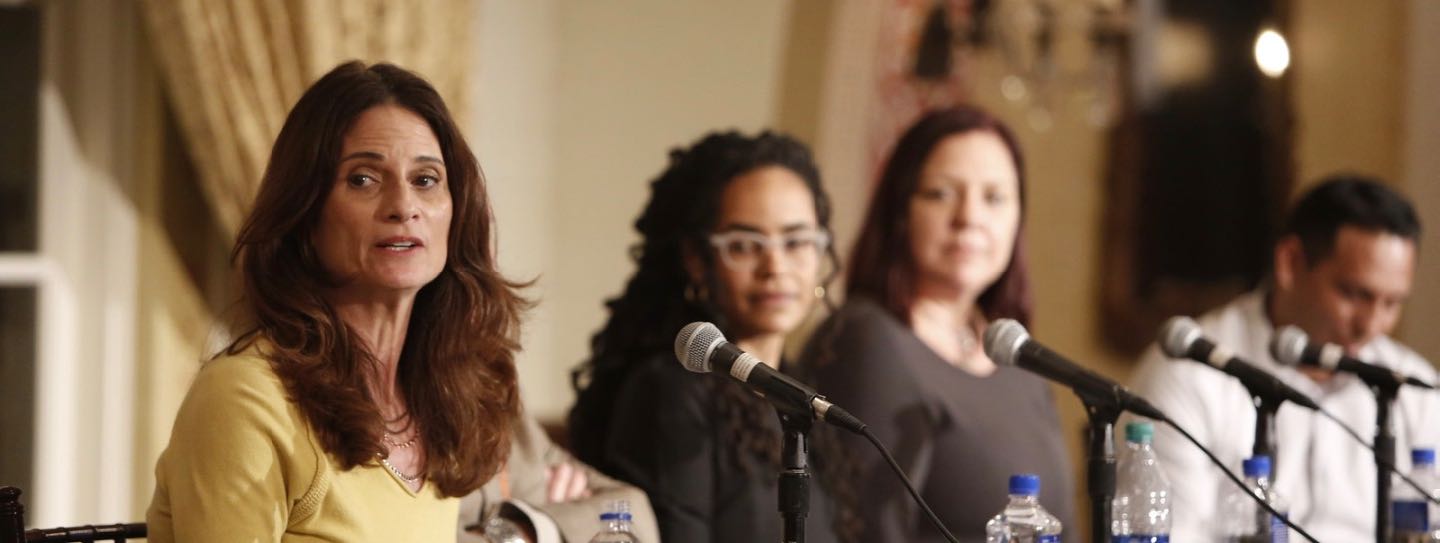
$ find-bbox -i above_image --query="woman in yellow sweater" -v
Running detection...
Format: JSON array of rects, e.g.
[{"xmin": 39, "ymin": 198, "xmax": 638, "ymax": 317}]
[{"xmin": 146, "ymin": 61, "xmax": 527, "ymax": 541}]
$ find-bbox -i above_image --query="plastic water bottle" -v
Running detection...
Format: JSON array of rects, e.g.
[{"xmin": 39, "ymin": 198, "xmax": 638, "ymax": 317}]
[
  {"xmin": 1220, "ymin": 456, "xmax": 1289, "ymax": 543},
  {"xmin": 478, "ymin": 516, "xmax": 528, "ymax": 543},
  {"xmin": 1392, "ymin": 448, "xmax": 1440, "ymax": 542},
  {"xmin": 1111, "ymin": 421, "xmax": 1171, "ymax": 543},
  {"xmin": 589, "ymin": 500, "xmax": 640, "ymax": 543},
  {"xmin": 986, "ymin": 474, "xmax": 1064, "ymax": 543}
]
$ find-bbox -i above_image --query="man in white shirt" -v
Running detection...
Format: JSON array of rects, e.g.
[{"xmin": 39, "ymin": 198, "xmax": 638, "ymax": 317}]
[{"xmin": 1130, "ymin": 175, "xmax": 1440, "ymax": 541}]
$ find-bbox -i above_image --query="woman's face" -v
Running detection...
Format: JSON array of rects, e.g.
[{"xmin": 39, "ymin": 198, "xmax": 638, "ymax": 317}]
[
  {"xmin": 312, "ymin": 104, "xmax": 452, "ymax": 299},
  {"xmin": 907, "ymin": 131, "xmax": 1021, "ymax": 298},
  {"xmin": 704, "ymin": 166, "xmax": 828, "ymax": 339}
]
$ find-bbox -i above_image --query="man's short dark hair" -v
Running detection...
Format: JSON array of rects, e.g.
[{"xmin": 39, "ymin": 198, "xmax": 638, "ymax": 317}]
[{"xmin": 1281, "ymin": 173, "xmax": 1421, "ymax": 265}]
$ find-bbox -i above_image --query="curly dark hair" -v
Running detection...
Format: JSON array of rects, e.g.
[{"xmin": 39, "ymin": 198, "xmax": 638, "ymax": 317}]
[
  {"xmin": 567, "ymin": 130, "xmax": 859, "ymax": 541},
  {"xmin": 227, "ymin": 61, "xmax": 527, "ymax": 497}
]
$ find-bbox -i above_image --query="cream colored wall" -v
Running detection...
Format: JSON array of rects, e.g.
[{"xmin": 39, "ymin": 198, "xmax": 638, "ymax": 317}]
[
  {"xmin": 1398, "ymin": 0, "xmax": 1440, "ymax": 359},
  {"xmin": 1291, "ymin": 0, "xmax": 1407, "ymax": 190},
  {"xmin": 475, "ymin": 1, "xmax": 794, "ymax": 421},
  {"xmin": 471, "ymin": 0, "xmax": 564, "ymax": 422}
]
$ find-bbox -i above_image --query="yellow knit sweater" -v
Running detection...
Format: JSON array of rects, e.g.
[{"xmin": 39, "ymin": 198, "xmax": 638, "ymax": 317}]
[{"xmin": 147, "ymin": 350, "xmax": 458, "ymax": 542}]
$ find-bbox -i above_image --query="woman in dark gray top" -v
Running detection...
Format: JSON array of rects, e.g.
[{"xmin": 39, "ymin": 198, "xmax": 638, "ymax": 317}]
[
  {"xmin": 801, "ymin": 106, "xmax": 1076, "ymax": 542},
  {"xmin": 568, "ymin": 131, "xmax": 860, "ymax": 542}
]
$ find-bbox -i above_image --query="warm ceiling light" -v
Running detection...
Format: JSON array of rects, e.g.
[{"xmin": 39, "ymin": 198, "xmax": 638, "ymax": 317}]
[{"xmin": 1254, "ymin": 28, "xmax": 1290, "ymax": 78}]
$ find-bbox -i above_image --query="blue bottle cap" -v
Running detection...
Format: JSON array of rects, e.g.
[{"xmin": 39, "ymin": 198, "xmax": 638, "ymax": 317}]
[
  {"xmin": 1125, "ymin": 421, "xmax": 1155, "ymax": 444},
  {"xmin": 1413, "ymin": 448, "xmax": 1436, "ymax": 466},
  {"xmin": 1009, "ymin": 474, "xmax": 1041, "ymax": 496},
  {"xmin": 1242, "ymin": 456, "xmax": 1272, "ymax": 478}
]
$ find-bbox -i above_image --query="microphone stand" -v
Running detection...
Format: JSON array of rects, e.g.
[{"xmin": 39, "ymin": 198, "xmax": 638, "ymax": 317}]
[
  {"xmin": 777, "ymin": 410, "xmax": 812, "ymax": 543},
  {"xmin": 1076, "ymin": 391, "xmax": 1122, "ymax": 543},
  {"xmin": 1368, "ymin": 378, "xmax": 1401, "ymax": 543},
  {"xmin": 1249, "ymin": 392, "xmax": 1283, "ymax": 468}
]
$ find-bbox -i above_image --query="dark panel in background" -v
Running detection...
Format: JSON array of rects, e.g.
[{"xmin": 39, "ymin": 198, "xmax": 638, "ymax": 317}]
[
  {"xmin": 0, "ymin": 287, "xmax": 37, "ymax": 490},
  {"xmin": 1101, "ymin": 0, "xmax": 1293, "ymax": 354},
  {"xmin": 0, "ymin": 3, "xmax": 41, "ymax": 491},
  {"xmin": 0, "ymin": 4, "xmax": 40, "ymax": 253}
]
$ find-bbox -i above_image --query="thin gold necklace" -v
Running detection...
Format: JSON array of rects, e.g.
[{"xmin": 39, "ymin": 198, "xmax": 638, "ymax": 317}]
[
  {"xmin": 379, "ymin": 454, "xmax": 422, "ymax": 483},
  {"xmin": 383, "ymin": 431, "xmax": 418, "ymax": 449}
]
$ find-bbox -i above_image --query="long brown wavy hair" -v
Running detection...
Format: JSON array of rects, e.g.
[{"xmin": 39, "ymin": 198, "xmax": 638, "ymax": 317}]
[
  {"xmin": 568, "ymin": 131, "xmax": 860, "ymax": 541},
  {"xmin": 847, "ymin": 105, "xmax": 1034, "ymax": 327},
  {"xmin": 226, "ymin": 61, "xmax": 526, "ymax": 497}
]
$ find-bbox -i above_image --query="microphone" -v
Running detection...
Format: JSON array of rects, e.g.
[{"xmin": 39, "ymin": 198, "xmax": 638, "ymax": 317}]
[
  {"xmin": 674, "ymin": 322, "xmax": 866, "ymax": 433},
  {"xmin": 1159, "ymin": 316, "xmax": 1321, "ymax": 410},
  {"xmin": 1271, "ymin": 326, "xmax": 1435, "ymax": 390},
  {"xmin": 983, "ymin": 319, "xmax": 1168, "ymax": 422}
]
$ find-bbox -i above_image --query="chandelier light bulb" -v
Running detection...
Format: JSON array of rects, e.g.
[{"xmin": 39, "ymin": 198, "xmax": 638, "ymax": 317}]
[{"xmin": 1254, "ymin": 28, "xmax": 1290, "ymax": 78}]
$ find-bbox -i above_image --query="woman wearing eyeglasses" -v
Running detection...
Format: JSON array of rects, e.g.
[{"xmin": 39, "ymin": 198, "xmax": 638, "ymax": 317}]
[{"xmin": 568, "ymin": 131, "xmax": 860, "ymax": 543}]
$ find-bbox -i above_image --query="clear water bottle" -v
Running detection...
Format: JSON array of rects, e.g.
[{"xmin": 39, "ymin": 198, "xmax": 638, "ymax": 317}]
[
  {"xmin": 1220, "ymin": 456, "xmax": 1289, "ymax": 543},
  {"xmin": 1392, "ymin": 448, "xmax": 1440, "ymax": 542},
  {"xmin": 463, "ymin": 498, "xmax": 528, "ymax": 543},
  {"xmin": 986, "ymin": 474, "xmax": 1064, "ymax": 543},
  {"xmin": 478, "ymin": 516, "xmax": 528, "ymax": 543},
  {"xmin": 589, "ymin": 500, "xmax": 640, "ymax": 543},
  {"xmin": 1112, "ymin": 421, "xmax": 1171, "ymax": 543}
]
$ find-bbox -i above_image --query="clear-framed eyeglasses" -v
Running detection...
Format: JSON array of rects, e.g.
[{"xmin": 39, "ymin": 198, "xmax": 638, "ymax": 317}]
[{"xmin": 707, "ymin": 229, "xmax": 830, "ymax": 271}]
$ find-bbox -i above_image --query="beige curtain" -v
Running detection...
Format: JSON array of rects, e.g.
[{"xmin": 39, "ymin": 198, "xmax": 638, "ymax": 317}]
[{"xmin": 140, "ymin": 0, "xmax": 473, "ymax": 237}]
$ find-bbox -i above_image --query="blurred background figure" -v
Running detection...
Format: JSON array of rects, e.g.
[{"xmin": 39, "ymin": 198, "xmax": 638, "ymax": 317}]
[
  {"xmin": 802, "ymin": 105, "xmax": 1076, "ymax": 542},
  {"xmin": 567, "ymin": 131, "xmax": 860, "ymax": 542},
  {"xmin": 1130, "ymin": 175, "xmax": 1440, "ymax": 541},
  {"xmin": 458, "ymin": 413, "xmax": 660, "ymax": 543},
  {"xmin": 147, "ymin": 61, "xmax": 527, "ymax": 541}
]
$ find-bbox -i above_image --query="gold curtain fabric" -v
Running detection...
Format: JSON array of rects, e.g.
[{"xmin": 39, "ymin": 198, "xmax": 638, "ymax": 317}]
[{"xmin": 140, "ymin": 0, "xmax": 473, "ymax": 237}]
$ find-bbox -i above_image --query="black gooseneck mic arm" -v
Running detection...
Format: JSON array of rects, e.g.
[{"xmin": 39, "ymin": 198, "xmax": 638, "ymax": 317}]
[
  {"xmin": 777, "ymin": 410, "xmax": 811, "ymax": 543},
  {"xmin": 1372, "ymin": 377, "xmax": 1401, "ymax": 543},
  {"xmin": 1077, "ymin": 388, "xmax": 1122, "ymax": 543},
  {"xmin": 1252, "ymin": 395, "xmax": 1281, "ymax": 466}
]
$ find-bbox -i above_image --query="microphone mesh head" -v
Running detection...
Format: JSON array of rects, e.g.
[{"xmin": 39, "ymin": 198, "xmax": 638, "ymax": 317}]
[
  {"xmin": 1158, "ymin": 316, "xmax": 1202, "ymax": 359},
  {"xmin": 1271, "ymin": 325, "xmax": 1309, "ymax": 366},
  {"xmin": 675, "ymin": 322, "xmax": 724, "ymax": 373},
  {"xmin": 982, "ymin": 319, "xmax": 1030, "ymax": 367}
]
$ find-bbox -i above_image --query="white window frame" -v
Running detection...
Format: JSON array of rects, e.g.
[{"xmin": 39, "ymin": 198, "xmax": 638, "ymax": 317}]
[{"xmin": 0, "ymin": 0, "xmax": 149, "ymax": 526}]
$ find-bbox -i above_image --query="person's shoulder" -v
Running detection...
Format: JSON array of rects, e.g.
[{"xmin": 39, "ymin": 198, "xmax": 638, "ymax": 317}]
[
  {"xmin": 614, "ymin": 352, "xmax": 712, "ymax": 410},
  {"xmin": 624, "ymin": 351, "xmax": 704, "ymax": 387},
  {"xmin": 1371, "ymin": 335, "xmax": 1438, "ymax": 378},
  {"xmin": 201, "ymin": 346, "xmax": 280, "ymax": 380},
  {"xmin": 831, "ymin": 295, "xmax": 903, "ymax": 328},
  {"xmin": 807, "ymin": 296, "xmax": 909, "ymax": 356},
  {"xmin": 161, "ymin": 344, "xmax": 317, "ymax": 475},
  {"xmin": 174, "ymin": 345, "xmax": 299, "ymax": 436},
  {"xmin": 191, "ymin": 346, "xmax": 287, "ymax": 401},
  {"xmin": 1193, "ymin": 292, "xmax": 1262, "ymax": 338}
]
